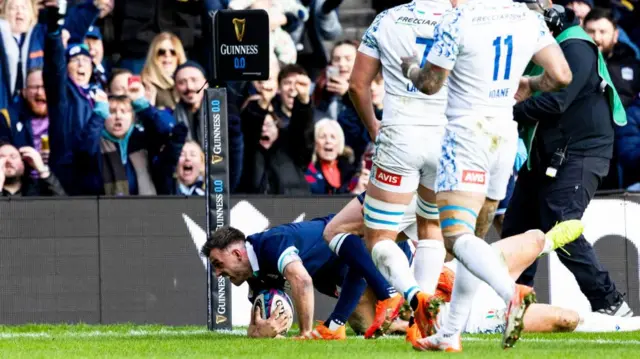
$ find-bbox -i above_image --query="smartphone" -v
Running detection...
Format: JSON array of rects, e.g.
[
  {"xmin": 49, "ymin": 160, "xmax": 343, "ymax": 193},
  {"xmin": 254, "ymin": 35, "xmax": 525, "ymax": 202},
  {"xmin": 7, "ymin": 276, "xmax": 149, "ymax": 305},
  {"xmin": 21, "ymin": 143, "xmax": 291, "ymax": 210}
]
[
  {"xmin": 326, "ymin": 66, "xmax": 339, "ymax": 80},
  {"xmin": 128, "ymin": 75, "xmax": 141, "ymax": 86}
]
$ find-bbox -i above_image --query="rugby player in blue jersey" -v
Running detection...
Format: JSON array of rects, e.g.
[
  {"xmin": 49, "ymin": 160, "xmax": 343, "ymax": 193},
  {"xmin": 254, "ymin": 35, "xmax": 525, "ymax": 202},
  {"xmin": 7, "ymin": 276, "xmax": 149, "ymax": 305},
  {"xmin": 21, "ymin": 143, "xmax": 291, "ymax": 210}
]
[{"xmin": 200, "ymin": 210, "xmax": 414, "ymax": 339}]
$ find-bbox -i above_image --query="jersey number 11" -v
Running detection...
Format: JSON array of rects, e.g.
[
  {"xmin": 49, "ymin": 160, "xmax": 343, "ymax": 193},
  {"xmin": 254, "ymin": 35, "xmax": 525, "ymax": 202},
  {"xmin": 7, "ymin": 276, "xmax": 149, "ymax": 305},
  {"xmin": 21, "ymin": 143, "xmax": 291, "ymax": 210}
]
[{"xmin": 492, "ymin": 35, "xmax": 513, "ymax": 81}]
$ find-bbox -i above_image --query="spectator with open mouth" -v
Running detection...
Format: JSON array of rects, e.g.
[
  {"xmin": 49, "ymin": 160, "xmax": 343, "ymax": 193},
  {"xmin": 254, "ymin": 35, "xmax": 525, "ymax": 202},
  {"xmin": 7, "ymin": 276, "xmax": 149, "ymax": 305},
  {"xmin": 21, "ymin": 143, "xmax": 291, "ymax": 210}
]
[
  {"xmin": 73, "ymin": 82, "xmax": 183, "ymax": 196},
  {"xmin": 237, "ymin": 69, "xmax": 315, "ymax": 195},
  {"xmin": 305, "ymin": 118, "xmax": 357, "ymax": 194},
  {"xmin": 173, "ymin": 140, "xmax": 205, "ymax": 196}
]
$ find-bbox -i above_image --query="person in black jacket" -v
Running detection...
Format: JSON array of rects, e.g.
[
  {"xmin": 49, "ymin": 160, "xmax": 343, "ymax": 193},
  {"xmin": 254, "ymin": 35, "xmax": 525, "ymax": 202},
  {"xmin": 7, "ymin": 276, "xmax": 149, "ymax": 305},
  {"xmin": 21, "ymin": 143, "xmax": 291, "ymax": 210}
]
[
  {"xmin": 0, "ymin": 141, "xmax": 65, "ymax": 196},
  {"xmin": 503, "ymin": 2, "xmax": 632, "ymax": 317},
  {"xmin": 584, "ymin": 8, "xmax": 640, "ymax": 108},
  {"xmin": 236, "ymin": 71, "xmax": 314, "ymax": 195}
]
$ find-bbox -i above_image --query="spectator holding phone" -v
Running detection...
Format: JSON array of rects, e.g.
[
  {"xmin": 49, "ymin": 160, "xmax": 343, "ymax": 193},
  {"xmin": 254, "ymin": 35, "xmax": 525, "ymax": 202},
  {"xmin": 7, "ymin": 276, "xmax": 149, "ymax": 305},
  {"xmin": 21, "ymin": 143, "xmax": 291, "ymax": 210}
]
[
  {"xmin": 0, "ymin": 141, "xmax": 65, "ymax": 196},
  {"xmin": 140, "ymin": 32, "xmax": 187, "ymax": 111},
  {"xmin": 312, "ymin": 40, "xmax": 358, "ymax": 120}
]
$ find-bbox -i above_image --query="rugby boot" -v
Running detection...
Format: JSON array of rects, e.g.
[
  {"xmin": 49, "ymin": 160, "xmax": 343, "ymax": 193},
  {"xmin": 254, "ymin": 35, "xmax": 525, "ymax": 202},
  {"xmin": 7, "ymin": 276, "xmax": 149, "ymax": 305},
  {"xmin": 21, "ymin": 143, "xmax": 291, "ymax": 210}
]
[
  {"xmin": 364, "ymin": 294, "xmax": 405, "ymax": 339},
  {"xmin": 542, "ymin": 219, "xmax": 584, "ymax": 256},
  {"xmin": 502, "ymin": 284, "xmax": 536, "ymax": 349},
  {"xmin": 309, "ymin": 322, "xmax": 347, "ymax": 340},
  {"xmin": 413, "ymin": 292, "xmax": 443, "ymax": 338},
  {"xmin": 413, "ymin": 331, "xmax": 462, "ymax": 352}
]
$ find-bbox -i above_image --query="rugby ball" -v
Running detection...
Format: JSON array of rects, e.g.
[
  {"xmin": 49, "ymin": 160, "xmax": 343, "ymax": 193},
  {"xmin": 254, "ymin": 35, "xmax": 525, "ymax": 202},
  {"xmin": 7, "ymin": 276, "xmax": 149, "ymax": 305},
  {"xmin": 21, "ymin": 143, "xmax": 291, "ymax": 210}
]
[{"xmin": 253, "ymin": 289, "xmax": 294, "ymax": 334}]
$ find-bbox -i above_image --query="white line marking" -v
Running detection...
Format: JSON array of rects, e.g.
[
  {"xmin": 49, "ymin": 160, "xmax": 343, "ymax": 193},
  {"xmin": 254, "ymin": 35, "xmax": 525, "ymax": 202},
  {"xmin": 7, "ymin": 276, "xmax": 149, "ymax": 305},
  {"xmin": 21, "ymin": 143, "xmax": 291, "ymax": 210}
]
[{"xmin": 0, "ymin": 328, "xmax": 638, "ymax": 346}]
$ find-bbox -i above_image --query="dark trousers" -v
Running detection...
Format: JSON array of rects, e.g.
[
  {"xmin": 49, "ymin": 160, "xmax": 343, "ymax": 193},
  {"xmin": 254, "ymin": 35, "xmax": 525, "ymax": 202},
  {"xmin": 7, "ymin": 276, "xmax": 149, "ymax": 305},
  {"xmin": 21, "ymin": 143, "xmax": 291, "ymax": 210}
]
[{"xmin": 501, "ymin": 155, "xmax": 621, "ymax": 310}]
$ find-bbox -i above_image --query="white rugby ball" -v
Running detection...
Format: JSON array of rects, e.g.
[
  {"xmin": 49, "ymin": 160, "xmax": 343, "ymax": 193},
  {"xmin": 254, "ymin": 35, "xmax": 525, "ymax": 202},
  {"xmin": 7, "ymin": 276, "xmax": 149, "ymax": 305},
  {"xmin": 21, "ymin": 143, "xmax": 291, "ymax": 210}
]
[{"xmin": 253, "ymin": 289, "xmax": 294, "ymax": 334}]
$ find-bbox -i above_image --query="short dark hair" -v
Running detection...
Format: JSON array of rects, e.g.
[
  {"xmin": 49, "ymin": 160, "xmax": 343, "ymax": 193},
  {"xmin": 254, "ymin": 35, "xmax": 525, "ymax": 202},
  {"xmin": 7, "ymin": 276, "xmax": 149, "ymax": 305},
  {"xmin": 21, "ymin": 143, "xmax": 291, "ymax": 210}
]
[
  {"xmin": 200, "ymin": 227, "xmax": 246, "ymax": 258},
  {"xmin": 278, "ymin": 64, "xmax": 307, "ymax": 84},
  {"xmin": 108, "ymin": 68, "xmax": 133, "ymax": 87},
  {"xmin": 584, "ymin": 7, "xmax": 617, "ymax": 28}
]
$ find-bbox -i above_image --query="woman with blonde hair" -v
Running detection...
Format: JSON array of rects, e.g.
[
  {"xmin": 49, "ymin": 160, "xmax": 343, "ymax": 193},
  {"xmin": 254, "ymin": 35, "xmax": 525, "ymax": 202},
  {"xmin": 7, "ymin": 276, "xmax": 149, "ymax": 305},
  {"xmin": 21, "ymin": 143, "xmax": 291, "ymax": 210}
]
[
  {"xmin": 305, "ymin": 118, "xmax": 357, "ymax": 194},
  {"xmin": 0, "ymin": 0, "xmax": 46, "ymax": 106},
  {"xmin": 140, "ymin": 32, "xmax": 187, "ymax": 111}
]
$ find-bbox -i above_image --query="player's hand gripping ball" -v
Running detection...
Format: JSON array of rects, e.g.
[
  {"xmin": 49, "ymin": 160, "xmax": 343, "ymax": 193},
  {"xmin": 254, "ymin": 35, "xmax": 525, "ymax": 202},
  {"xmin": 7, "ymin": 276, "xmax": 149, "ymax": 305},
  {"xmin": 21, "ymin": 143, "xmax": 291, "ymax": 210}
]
[{"xmin": 253, "ymin": 289, "xmax": 295, "ymax": 335}]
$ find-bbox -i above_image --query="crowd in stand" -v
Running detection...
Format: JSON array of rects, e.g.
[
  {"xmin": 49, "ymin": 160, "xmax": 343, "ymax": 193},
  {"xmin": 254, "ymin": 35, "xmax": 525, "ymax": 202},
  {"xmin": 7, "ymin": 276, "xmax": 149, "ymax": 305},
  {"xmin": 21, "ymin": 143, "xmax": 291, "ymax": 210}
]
[{"xmin": 0, "ymin": 0, "xmax": 639, "ymax": 197}]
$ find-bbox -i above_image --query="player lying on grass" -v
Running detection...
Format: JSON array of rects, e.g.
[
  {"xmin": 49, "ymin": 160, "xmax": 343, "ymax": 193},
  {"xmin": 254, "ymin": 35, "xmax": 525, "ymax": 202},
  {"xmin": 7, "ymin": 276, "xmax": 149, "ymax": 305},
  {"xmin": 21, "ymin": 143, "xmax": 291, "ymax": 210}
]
[
  {"xmin": 200, "ymin": 214, "xmax": 414, "ymax": 339},
  {"xmin": 325, "ymin": 192, "xmax": 640, "ymax": 338}
]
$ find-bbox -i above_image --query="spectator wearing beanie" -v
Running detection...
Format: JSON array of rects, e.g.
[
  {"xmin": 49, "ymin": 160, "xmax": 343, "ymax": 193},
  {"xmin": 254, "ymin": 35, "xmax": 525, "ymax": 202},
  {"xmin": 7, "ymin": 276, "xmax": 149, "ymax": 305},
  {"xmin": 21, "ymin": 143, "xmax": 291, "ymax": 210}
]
[
  {"xmin": 172, "ymin": 60, "xmax": 244, "ymax": 192},
  {"xmin": 73, "ymin": 83, "xmax": 184, "ymax": 196}
]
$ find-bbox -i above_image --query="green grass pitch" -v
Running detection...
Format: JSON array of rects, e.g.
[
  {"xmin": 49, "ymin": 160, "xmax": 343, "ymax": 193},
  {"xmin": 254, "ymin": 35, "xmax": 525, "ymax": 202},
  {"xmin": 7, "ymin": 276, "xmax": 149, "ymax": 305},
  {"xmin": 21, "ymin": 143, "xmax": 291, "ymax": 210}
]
[{"xmin": 0, "ymin": 324, "xmax": 638, "ymax": 358}]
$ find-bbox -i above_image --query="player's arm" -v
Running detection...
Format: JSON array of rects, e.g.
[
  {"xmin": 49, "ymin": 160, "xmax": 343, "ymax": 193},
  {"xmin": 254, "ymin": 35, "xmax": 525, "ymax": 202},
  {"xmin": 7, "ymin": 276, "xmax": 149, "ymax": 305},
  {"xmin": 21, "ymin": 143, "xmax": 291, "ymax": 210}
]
[
  {"xmin": 351, "ymin": 14, "xmax": 384, "ymax": 142},
  {"xmin": 283, "ymin": 261, "xmax": 315, "ymax": 337},
  {"xmin": 405, "ymin": 62, "xmax": 450, "ymax": 96},
  {"xmin": 402, "ymin": 9, "xmax": 461, "ymax": 95},
  {"xmin": 527, "ymin": 43, "xmax": 573, "ymax": 93},
  {"xmin": 349, "ymin": 52, "xmax": 382, "ymax": 142},
  {"xmin": 514, "ymin": 41, "xmax": 592, "ymax": 124}
]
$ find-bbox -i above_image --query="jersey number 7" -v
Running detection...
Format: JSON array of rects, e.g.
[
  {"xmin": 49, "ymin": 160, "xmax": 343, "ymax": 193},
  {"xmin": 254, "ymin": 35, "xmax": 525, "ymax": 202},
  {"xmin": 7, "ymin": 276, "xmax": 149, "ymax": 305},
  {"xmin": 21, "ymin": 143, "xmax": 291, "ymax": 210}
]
[
  {"xmin": 492, "ymin": 35, "xmax": 513, "ymax": 81},
  {"xmin": 416, "ymin": 37, "xmax": 435, "ymax": 68}
]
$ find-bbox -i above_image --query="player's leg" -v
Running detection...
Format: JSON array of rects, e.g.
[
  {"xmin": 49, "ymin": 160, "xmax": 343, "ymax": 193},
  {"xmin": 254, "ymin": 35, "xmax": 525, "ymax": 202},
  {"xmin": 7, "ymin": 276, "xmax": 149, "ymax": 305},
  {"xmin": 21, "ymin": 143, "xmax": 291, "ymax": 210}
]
[
  {"xmin": 347, "ymin": 287, "xmax": 377, "ymax": 335},
  {"xmin": 522, "ymin": 304, "xmax": 579, "ymax": 332},
  {"xmin": 416, "ymin": 122, "xmax": 527, "ymax": 351},
  {"xmin": 413, "ymin": 125, "xmax": 447, "ymax": 296},
  {"xmin": 312, "ymin": 267, "xmax": 368, "ymax": 340},
  {"xmin": 323, "ymin": 195, "xmax": 399, "ymax": 304},
  {"xmin": 363, "ymin": 126, "xmax": 430, "ymax": 338},
  {"xmin": 414, "ymin": 187, "xmax": 446, "ymax": 296}
]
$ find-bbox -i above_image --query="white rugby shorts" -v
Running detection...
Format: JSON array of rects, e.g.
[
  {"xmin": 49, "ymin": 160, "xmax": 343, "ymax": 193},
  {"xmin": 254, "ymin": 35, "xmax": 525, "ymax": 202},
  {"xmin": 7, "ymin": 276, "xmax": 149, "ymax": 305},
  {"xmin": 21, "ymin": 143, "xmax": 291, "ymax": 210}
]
[
  {"xmin": 436, "ymin": 282, "xmax": 507, "ymax": 335},
  {"xmin": 369, "ymin": 124, "xmax": 446, "ymax": 193},
  {"xmin": 435, "ymin": 116, "xmax": 518, "ymax": 201}
]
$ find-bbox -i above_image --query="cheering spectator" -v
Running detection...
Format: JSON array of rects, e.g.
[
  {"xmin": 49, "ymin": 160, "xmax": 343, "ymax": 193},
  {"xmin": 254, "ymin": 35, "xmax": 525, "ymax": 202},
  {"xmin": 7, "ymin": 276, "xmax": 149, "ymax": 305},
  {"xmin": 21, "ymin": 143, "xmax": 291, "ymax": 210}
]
[
  {"xmin": 273, "ymin": 64, "xmax": 308, "ymax": 127},
  {"xmin": 172, "ymin": 140, "xmax": 205, "ymax": 196},
  {"xmin": 584, "ymin": 8, "xmax": 640, "ymax": 107},
  {"xmin": 0, "ymin": 141, "xmax": 65, "ymax": 196},
  {"xmin": 305, "ymin": 118, "xmax": 356, "ymax": 194},
  {"xmin": 0, "ymin": 68, "xmax": 49, "ymax": 157},
  {"xmin": 168, "ymin": 60, "xmax": 244, "ymax": 192},
  {"xmin": 73, "ymin": 83, "xmax": 182, "ymax": 196},
  {"xmin": 236, "ymin": 71, "xmax": 314, "ymax": 195},
  {"xmin": 140, "ymin": 32, "xmax": 187, "ymax": 111},
  {"xmin": 172, "ymin": 61, "xmax": 209, "ymax": 145},
  {"xmin": 0, "ymin": 0, "xmax": 46, "ymax": 105},
  {"xmin": 312, "ymin": 40, "xmax": 357, "ymax": 120}
]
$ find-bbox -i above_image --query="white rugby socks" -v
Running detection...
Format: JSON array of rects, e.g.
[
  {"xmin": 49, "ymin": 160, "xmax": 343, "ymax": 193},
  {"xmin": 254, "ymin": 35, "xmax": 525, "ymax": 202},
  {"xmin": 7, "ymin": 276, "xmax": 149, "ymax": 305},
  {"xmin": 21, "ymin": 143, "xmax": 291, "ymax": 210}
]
[
  {"xmin": 453, "ymin": 234, "xmax": 516, "ymax": 304},
  {"xmin": 439, "ymin": 260, "xmax": 480, "ymax": 336},
  {"xmin": 414, "ymin": 240, "xmax": 446, "ymax": 295},
  {"xmin": 372, "ymin": 239, "xmax": 421, "ymax": 302}
]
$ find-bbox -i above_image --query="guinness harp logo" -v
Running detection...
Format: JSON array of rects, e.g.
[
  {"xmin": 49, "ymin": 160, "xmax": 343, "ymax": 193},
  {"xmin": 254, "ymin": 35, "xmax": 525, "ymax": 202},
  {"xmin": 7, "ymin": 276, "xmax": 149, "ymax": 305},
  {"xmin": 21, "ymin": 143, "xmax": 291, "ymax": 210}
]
[
  {"xmin": 211, "ymin": 155, "xmax": 223, "ymax": 165},
  {"xmin": 232, "ymin": 18, "xmax": 246, "ymax": 42}
]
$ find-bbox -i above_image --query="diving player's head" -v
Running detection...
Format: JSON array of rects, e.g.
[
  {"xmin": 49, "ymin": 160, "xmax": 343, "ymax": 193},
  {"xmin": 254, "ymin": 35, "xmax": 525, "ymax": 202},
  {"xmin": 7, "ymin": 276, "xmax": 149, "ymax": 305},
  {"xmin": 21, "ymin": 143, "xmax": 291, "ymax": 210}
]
[{"xmin": 201, "ymin": 227, "xmax": 252, "ymax": 286}]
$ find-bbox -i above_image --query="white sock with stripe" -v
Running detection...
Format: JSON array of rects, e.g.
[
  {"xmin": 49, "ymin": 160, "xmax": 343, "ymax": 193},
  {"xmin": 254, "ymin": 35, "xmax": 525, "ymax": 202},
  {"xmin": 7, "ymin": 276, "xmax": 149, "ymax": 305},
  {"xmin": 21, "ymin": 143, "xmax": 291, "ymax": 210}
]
[{"xmin": 372, "ymin": 239, "xmax": 420, "ymax": 303}]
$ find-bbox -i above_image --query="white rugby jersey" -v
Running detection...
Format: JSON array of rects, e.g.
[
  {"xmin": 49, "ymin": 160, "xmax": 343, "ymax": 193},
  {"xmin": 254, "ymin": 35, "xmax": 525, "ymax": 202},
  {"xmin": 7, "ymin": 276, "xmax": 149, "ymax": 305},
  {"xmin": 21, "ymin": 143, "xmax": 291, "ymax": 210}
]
[
  {"xmin": 426, "ymin": 0, "xmax": 555, "ymax": 119},
  {"xmin": 358, "ymin": 0, "xmax": 452, "ymax": 126}
]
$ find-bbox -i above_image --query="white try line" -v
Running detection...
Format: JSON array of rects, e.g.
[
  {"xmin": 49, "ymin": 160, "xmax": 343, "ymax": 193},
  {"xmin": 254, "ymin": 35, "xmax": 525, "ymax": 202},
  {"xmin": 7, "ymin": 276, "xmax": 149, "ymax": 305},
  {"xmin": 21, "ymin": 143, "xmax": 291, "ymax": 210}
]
[{"xmin": 0, "ymin": 329, "xmax": 638, "ymax": 346}]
